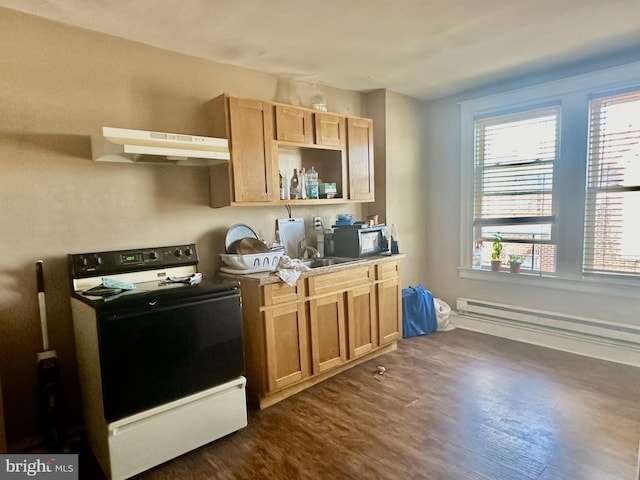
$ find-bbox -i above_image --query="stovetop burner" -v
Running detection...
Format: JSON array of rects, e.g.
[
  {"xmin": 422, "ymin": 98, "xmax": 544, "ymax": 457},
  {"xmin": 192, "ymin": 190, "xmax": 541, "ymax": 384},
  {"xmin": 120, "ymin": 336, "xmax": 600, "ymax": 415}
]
[{"xmin": 69, "ymin": 244, "xmax": 238, "ymax": 309}]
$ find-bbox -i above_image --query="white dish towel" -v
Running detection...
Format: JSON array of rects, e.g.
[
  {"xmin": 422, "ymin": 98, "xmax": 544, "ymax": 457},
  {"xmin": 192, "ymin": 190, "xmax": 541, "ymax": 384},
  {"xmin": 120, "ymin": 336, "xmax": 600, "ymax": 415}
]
[{"xmin": 276, "ymin": 255, "xmax": 310, "ymax": 286}]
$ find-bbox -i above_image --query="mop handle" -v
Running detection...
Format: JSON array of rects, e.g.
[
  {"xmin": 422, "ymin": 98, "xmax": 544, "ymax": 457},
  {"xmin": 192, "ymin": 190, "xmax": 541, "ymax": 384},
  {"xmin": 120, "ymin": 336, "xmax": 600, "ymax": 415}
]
[{"xmin": 36, "ymin": 260, "xmax": 50, "ymax": 351}]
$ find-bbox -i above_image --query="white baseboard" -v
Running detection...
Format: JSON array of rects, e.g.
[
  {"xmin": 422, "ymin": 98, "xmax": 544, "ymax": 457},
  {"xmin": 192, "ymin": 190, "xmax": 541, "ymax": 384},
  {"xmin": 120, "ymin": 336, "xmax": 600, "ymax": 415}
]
[{"xmin": 450, "ymin": 311, "xmax": 640, "ymax": 367}]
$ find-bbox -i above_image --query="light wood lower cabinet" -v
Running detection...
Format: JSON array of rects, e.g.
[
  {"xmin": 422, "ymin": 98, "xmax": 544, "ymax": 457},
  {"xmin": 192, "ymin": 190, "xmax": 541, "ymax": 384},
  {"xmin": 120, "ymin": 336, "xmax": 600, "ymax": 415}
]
[
  {"xmin": 376, "ymin": 262, "xmax": 403, "ymax": 345},
  {"xmin": 347, "ymin": 283, "xmax": 377, "ymax": 358},
  {"xmin": 308, "ymin": 266, "xmax": 373, "ymax": 370},
  {"xmin": 234, "ymin": 259, "xmax": 401, "ymax": 409},
  {"xmin": 264, "ymin": 302, "xmax": 310, "ymax": 391},
  {"xmin": 309, "ymin": 292, "xmax": 347, "ymax": 374}
]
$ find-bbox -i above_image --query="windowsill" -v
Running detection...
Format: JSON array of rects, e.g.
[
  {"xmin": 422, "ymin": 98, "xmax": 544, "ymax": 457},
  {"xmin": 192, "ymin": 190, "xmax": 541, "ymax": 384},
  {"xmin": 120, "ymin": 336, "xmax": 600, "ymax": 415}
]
[{"xmin": 458, "ymin": 267, "xmax": 639, "ymax": 300}]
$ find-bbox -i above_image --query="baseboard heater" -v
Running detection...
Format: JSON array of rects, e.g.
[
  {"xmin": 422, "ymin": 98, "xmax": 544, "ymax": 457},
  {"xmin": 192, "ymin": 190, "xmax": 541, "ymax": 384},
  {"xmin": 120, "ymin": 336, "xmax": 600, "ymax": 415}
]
[{"xmin": 453, "ymin": 297, "xmax": 640, "ymax": 367}]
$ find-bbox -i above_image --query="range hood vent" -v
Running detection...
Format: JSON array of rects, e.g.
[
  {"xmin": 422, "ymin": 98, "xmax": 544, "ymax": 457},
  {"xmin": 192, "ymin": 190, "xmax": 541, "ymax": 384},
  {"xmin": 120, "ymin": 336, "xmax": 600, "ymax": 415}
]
[{"xmin": 91, "ymin": 127, "xmax": 230, "ymax": 166}]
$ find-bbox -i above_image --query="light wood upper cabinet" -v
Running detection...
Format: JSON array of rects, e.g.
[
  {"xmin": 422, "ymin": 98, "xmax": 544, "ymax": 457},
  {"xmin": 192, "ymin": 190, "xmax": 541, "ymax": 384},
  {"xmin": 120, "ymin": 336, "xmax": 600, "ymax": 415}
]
[
  {"xmin": 207, "ymin": 93, "xmax": 374, "ymax": 206},
  {"xmin": 208, "ymin": 95, "xmax": 275, "ymax": 206},
  {"xmin": 347, "ymin": 116, "xmax": 375, "ymax": 202},
  {"xmin": 314, "ymin": 112, "xmax": 346, "ymax": 147},
  {"xmin": 275, "ymin": 104, "xmax": 313, "ymax": 144},
  {"xmin": 275, "ymin": 105, "xmax": 345, "ymax": 147}
]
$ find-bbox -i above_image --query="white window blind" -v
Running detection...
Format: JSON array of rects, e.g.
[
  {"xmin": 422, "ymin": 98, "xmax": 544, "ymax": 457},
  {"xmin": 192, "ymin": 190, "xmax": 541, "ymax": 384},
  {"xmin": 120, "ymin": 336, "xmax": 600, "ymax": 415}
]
[
  {"xmin": 584, "ymin": 90, "xmax": 640, "ymax": 277},
  {"xmin": 473, "ymin": 107, "xmax": 559, "ymax": 272}
]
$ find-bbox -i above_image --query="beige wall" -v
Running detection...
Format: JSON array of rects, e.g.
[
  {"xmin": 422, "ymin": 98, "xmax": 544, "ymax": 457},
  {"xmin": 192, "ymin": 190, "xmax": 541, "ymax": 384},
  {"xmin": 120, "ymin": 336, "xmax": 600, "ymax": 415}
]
[
  {"xmin": 0, "ymin": 8, "xmax": 373, "ymax": 444},
  {"xmin": 385, "ymin": 91, "xmax": 429, "ymax": 287},
  {"xmin": 363, "ymin": 90, "xmax": 428, "ymax": 287}
]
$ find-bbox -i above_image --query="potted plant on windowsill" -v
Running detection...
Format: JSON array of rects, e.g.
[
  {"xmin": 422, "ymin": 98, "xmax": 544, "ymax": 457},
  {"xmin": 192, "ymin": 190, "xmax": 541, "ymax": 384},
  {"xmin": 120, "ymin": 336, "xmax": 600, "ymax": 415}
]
[
  {"xmin": 508, "ymin": 254, "xmax": 525, "ymax": 273},
  {"xmin": 491, "ymin": 234, "xmax": 503, "ymax": 271}
]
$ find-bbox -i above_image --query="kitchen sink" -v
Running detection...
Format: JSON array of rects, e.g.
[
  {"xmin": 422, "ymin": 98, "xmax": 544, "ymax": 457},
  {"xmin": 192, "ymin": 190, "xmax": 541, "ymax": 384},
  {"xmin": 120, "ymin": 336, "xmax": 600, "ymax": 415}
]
[{"xmin": 302, "ymin": 257, "xmax": 363, "ymax": 269}]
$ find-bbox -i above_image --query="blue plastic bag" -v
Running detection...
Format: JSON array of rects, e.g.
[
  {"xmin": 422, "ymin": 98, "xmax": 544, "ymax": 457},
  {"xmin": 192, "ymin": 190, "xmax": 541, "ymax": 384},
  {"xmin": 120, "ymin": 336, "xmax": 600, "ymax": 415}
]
[{"xmin": 402, "ymin": 284, "xmax": 438, "ymax": 337}]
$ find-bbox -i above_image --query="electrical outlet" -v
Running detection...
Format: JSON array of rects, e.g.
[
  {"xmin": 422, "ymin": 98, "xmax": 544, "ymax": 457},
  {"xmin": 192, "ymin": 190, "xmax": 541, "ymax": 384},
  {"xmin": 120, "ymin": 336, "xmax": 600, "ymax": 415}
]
[{"xmin": 312, "ymin": 216, "xmax": 322, "ymax": 229}]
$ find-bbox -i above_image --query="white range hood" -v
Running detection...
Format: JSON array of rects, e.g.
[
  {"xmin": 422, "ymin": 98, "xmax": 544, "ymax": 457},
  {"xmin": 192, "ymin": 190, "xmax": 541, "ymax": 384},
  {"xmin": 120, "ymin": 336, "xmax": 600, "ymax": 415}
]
[{"xmin": 91, "ymin": 127, "xmax": 230, "ymax": 166}]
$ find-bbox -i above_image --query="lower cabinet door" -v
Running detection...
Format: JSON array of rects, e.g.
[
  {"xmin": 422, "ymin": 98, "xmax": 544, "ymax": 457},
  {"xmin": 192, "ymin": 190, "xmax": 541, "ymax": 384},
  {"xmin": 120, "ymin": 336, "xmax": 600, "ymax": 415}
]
[
  {"xmin": 377, "ymin": 277, "xmax": 402, "ymax": 345},
  {"xmin": 309, "ymin": 293, "xmax": 347, "ymax": 374},
  {"xmin": 347, "ymin": 284, "xmax": 377, "ymax": 359},
  {"xmin": 264, "ymin": 302, "xmax": 310, "ymax": 392}
]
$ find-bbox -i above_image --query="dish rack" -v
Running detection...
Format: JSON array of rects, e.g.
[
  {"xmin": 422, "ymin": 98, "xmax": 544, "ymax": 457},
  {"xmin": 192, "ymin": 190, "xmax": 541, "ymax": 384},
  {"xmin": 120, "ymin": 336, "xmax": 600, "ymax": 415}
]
[{"xmin": 220, "ymin": 251, "xmax": 284, "ymax": 273}]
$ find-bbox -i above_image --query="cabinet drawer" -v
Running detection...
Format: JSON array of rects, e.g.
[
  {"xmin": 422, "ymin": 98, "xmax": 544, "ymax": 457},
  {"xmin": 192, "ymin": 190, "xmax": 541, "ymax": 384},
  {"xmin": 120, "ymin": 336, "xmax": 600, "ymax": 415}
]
[
  {"xmin": 263, "ymin": 281, "xmax": 306, "ymax": 306},
  {"xmin": 376, "ymin": 261, "xmax": 399, "ymax": 281},
  {"xmin": 308, "ymin": 266, "xmax": 372, "ymax": 296}
]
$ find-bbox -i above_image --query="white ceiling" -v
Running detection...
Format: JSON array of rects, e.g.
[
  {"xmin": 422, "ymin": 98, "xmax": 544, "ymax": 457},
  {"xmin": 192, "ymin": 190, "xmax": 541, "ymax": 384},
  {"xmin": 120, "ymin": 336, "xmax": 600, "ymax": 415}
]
[{"xmin": 2, "ymin": 0, "xmax": 640, "ymax": 100}]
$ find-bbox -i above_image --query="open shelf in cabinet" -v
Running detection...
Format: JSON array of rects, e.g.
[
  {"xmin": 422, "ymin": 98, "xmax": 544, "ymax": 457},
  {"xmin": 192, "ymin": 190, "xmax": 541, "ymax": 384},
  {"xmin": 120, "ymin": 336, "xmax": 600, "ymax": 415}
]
[{"xmin": 275, "ymin": 142, "xmax": 347, "ymax": 201}]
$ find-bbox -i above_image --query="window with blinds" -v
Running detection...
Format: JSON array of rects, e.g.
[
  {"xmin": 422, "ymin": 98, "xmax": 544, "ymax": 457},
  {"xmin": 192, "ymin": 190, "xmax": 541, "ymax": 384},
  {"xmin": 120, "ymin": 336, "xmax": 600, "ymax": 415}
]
[
  {"xmin": 584, "ymin": 90, "xmax": 640, "ymax": 277},
  {"xmin": 473, "ymin": 107, "xmax": 559, "ymax": 272}
]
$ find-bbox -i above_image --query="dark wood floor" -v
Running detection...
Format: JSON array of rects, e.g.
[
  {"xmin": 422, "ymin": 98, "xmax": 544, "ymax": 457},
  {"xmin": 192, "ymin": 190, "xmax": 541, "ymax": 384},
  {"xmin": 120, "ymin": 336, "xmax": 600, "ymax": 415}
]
[{"xmin": 83, "ymin": 329, "xmax": 640, "ymax": 479}]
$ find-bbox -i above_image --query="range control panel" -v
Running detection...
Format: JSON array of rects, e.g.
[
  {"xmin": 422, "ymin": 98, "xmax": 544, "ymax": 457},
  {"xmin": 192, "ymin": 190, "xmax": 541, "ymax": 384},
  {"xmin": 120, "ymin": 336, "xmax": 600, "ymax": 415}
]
[{"xmin": 69, "ymin": 244, "xmax": 198, "ymax": 278}]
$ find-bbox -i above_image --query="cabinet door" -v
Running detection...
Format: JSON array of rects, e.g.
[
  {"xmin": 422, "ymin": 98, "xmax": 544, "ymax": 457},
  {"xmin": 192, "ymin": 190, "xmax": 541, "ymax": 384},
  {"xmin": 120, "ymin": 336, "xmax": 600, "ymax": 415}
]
[
  {"xmin": 275, "ymin": 105, "xmax": 313, "ymax": 144},
  {"xmin": 228, "ymin": 96, "xmax": 275, "ymax": 202},
  {"xmin": 377, "ymin": 276, "xmax": 402, "ymax": 345},
  {"xmin": 346, "ymin": 284, "xmax": 377, "ymax": 359},
  {"xmin": 315, "ymin": 112, "xmax": 346, "ymax": 147},
  {"xmin": 347, "ymin": 117, "xmax": 375, "ymax": 201},
  {"xmin": 309, "ymin": 293, "xmax": 347, "ymax": 374},
  {"xmin": 264, "ymin": 302, "xmax": 310, "ymax": 392}
]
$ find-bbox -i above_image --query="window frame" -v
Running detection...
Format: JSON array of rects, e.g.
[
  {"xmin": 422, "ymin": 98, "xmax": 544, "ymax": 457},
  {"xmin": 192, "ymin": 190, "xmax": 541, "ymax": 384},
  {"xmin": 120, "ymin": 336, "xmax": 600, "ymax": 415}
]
[
  {"xmin": 583, "ymin": 89, "xmax": 640, "ymax": 279},
  {"xmin": 459, "ymin": 61, "xmax": 640, "ymax": 298},
  {"xmin": 472, "ymin": 105, "xmax": 561, "ymax": 274}
]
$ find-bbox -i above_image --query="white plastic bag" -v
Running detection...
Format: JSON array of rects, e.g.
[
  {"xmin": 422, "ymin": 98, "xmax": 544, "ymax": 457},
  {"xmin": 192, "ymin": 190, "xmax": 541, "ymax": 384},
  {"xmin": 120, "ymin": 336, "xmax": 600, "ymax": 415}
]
[{"xmin": 434, "ymin": 298, "xmax": 455, "ymax": 331}]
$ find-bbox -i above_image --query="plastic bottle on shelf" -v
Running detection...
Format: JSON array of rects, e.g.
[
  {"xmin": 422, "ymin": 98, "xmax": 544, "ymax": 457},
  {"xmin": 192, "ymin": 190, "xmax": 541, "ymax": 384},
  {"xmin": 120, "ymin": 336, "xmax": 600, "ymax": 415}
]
[
  {"xmin": 279, "ymin": 171, "xmax": 285, "ymax": 200},
  {"xmin": 299, "ymin": 168, "xmax": 307, "ymax": 199},
  {"xmin": 306, "ymin": 166, "xmax": 319, "ymax": 199},
  {"xmin": 290, "ymin": 169, "xmax": 300, "ymax": 199},
  {"xmin": 282, "ymin": 172, "xmax": 290, "ymax": 200}
]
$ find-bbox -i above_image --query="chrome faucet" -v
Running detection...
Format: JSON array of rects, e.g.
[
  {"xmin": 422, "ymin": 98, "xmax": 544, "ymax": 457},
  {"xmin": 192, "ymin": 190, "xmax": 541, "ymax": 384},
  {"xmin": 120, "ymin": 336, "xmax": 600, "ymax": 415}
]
[{"xmin": 297, "ymin": 237, "xmax": 320, "ymax": 260}]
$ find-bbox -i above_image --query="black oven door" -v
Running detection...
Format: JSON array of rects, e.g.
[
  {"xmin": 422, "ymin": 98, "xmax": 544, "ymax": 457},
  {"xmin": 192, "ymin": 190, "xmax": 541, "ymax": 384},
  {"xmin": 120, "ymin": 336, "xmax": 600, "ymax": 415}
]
[{"xmin": 97, "ymin": 290, "xmax": 244, "ymax": 421}]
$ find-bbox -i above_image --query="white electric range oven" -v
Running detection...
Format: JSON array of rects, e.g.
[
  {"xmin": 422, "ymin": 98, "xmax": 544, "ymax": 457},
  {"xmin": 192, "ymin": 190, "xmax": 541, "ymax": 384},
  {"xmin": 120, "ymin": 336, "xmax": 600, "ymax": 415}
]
[{"xmin": 69, "ymin": 244, "xmax": 247, "ymax": 480}]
